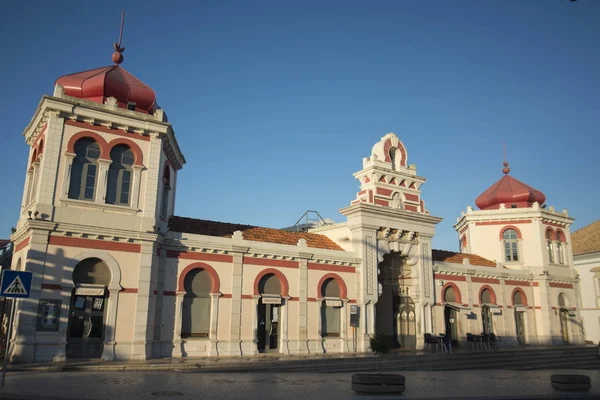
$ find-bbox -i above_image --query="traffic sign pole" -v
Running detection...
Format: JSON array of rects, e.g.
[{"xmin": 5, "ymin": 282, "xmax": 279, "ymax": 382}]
[{"xmin": 1, "ymin": 299, "xmax": 16, "ymax": 389}]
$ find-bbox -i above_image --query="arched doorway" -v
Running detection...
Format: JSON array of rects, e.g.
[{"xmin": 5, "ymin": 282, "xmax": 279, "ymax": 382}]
[
  {"xmin": 513, "ymin": 290, "xmax": 526, "ymax": 345},
  {"xmin": 396, "ymin": 294, "xmax": 416, "ymax": 349},
  {"xmin": 480, "ymin": 288, "xmax": 494, "ymax": 335},
  {"xmin": 257, "ymin": 274, "xmax": 282, "ymax": 353},
  {"xmin": 558, "ymin": 293, "xmax": 569, "ymax": 344},
  {"xmin": 181, "ymin": 269, "xmax": 212, "ymax": 338},
  {"xmin": 320, "ymin": 278, "xmax": 342, "ymax": 339},
  {"xmin": 66, "ymin": 258, "xmax": 110, "ymax": 358},
  {"xmin": 443, "ymin": 285, "xmax": 460, "ymax": 346}
]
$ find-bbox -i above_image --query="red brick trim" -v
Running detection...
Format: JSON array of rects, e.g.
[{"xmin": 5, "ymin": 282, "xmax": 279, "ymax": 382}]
[
  {"xmin": 545, "ymin": 226, "xmax": 556, "ymax": 240},
  {"xmin": 66, "ymin": 130, "xmax": 110, "ymax": 160},
  {"xmin": 499, "ymin": 225, "xmax": 523, "ymax": 239},
  {"xmin": 317, "ymin": 273, "xmax": 348, "ymax": 299},
  {"xmin": 511, "ymin": 287, "xmax": 528, "ymax": 306},
  {"xmin": 107, "ymin": 138, "xmax": 144, "ymax": 166},
  {"xmin": 288, "ymin": 297, "xmax": 300, "ymax": 301},
  {"xmin": 178, "ymin": 262, "xmax": 221, "ymax": 293},
  {"xmin": 549, "ymin": 282, "xmax": 573, "ymax": 289},
  {"xmin": 167, "ymin": 250, "xmax": 233, "ymax": 263},
  {"xmin": 477, "ymin": 220, "xmax": 532, "ymax": 226},
  {"xmin": 405, "ymin": 193, "xmax": 419, "ymax": 202},
  {"xmin": 221, "ymin": 294, "xmax": 232, "ymax": 299},
  {"xmin": 507, "ymin": 305, "xmax": 513, "ymax": 308},
  {"xmin": 244, "ymin": 257, "xmax": 298, "ymax": 269},
  {"xmin": 441, "ymin": 282, "xmax": 462, "ymax": 304},
  {"xmin": 307, "ymin": 263, "xmax": 355, "ymax": 273},
  {"xmin": 531, "ymin": 282, "xmax": 539, "ymax": 287},
  {"xmin": 434, "ymin": 274, "xmax": 466, "ymax": 282},
  {"xmin": 253, "ymin": 268, "xmax": 290, "ymax": 297},
  {"xmin": 534, "ymin": 306, "xmax": 542, "ymax": 309},
  {"xmin": 41, "ymin": 283, "xmax": 62, "ymax": 290},
  {"xmin": 376, "ymin": 188, "xmax": 393, "ymax": 196},
  {"xmin": 369, "ymin": 190, "xmax": 373, "ymax": 203},
  {"xmin": 308, "ymin": 297, "xmax": 319, "ymax": 302},
  {"xmin": 241, "ymin": 294, "xmax": 254, "ymax": 300},
  {"xmin": 65, "ymin": 120, "xmax": 150, "ymax": 142},
  {"xmin": 163, "ymin": 291, "xmax": 177, "ymax": 296},
  {"xmin": 349, "ymin": 299, "xmax": 357, "ymax": 303},
  {"xmin": 472, "ymin": 277, "xmax": 500, "ymax": 284},
  {"xmin": 15, "ymin": 237, "xmax": 30, "ymax": 252},
  {"xmin": 358, "ymin": 190, "xmax": 366, "ymax": 195},
  {"xmin": 375, "ymin": 199, "xmax": 389, "ymax": 207},
  {"xmin": 505, "ymin": 280, "xmax": 526, "ymax": 286},
  {"xmin": 49, "ymin": 236, "xmax": 141, "ymax": 253},
  {"xmin": 120, "ymin": 288, "xmax": 138, "ymax": 294}
]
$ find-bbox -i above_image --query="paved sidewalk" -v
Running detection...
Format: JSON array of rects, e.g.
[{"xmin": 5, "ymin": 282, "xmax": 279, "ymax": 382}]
[{"xmin": 2, "ymin": 345, "xmax": 591, "ymax": 373}]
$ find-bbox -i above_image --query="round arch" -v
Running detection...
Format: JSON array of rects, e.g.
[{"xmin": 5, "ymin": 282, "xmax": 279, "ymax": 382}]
[
  {"xmin": 317, "ymin": 273, "xmax": 348, "ymax": 299},
  {"xmin": 107, "ymin": 138, "xmax": 144, "ymax": 166},
  {"xmin": 441, "ymin": 282, "xmax": 462, "ymax": 304},
  {"xmin": 177, "ymin": 262, "xmax": 221, "ymax": 294},
  {"xmin": 253, "ymin": 268, "xmax": 289, "ymax": 297},
  {"xmin": 63, "ymin": 250, "xmax": 122, "ymax": 291},
  {"xmin": 555, "ymin": 229, "xmax": 567, "ymax": 242},
  {"xmin": 511, "ymin": 287, "xmax": 528, "ymax": 306},
  {"xmin": 558, "ymin": 292, "xmax": 569, "ymax": 308},
  {"xmin": 66, "ymin": 131, "xmax": 110, "ymax": 160},
  {"xmin": 478, "ymin": 285, "xmax": 497, "ymax": 305},
  {"xmin": 545, "ymin": 227, "xmax": 556, "ymax": 240},
  {"xmin": 499, "ymin": 225, "xmax": 523, "ymax": 240}
]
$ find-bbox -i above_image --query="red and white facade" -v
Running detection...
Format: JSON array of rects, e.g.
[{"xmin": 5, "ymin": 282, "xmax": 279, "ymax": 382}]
[{"xmin": 7, "ymin": 53, "xmax": 584, "ymax": 363}]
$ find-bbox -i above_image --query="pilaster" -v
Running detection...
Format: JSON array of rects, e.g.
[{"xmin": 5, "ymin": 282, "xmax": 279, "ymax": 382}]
[
  {"xmin": 142, "ymin": 134, "xmax": 162, "ymax": 218},
  {"xmin": 36, "ymin": 113, "xmax": 65, "ymax": 206}
]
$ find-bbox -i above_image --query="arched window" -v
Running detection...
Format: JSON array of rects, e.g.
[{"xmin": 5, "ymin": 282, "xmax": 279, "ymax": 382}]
[
  {"xmin": 106, "ymin": 145, "xmax": 134, "ymax": 205},
  {"xmin": 391, "ymin": 193, "xmax": 403, "ymax": 209},
  {"xmin": 558, "ymin": 293, "xmax": 568, "ymax": 309},
  {"xmin": 181, "ymin": 269, "xmax": 212, "ymax": 338},
  {"xmin": 480, "ymin": 288, "xmax": 493, "ymax": 304},
  {"xmin": 443, "ymin": 286, "xmax": 458, "ymax": 303},
  {"xmin": 160, "ymin": 164, "xmax": 171, "ymax": 218},
  {"xmin": 546, "ymin": 230, "xmax": 555, "ymax": 264},
  {"xmin": 320, "ymin": 278, "xmax": 342, "ymax": 337},
  {"xmin": 69, "ymin": 138, "xmax": 100, "ymax": 200},
  {"xmin": 502, "ymin": 229, "xmax": 519, "ymax": 262},
  {"xmin": 513, "ymin": 290, "xmax": 524, "ymax": 306},
  {"xmin": 556, "ymin": 231, "xmax": 564, "ymax": 264},
  {"xmin": 390, "ymin": 148, "xmax": 396, "ymax": 170}
]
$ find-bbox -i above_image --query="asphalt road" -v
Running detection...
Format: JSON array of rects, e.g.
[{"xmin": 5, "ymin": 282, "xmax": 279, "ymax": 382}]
[{"xmin": 0, "ymin": 369, "xmax": 597, "ymax": 399}]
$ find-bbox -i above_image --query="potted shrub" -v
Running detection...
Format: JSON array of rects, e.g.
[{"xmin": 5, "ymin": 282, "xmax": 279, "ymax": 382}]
[{"xmin": 351, "ymin": 334, "xmax": 405, "ymax": 394}]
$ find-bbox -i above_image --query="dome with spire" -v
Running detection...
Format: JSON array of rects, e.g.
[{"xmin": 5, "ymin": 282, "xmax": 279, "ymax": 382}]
[
  {"xmin": 475, "ymin": 162, "xmax": 546, "ymax": 210},
  {"xmin": 55, "ymin": 65, "xmax": 158, "ymax": 114},
  {"xmin": 54, "ymin": 11, "xmax": 157, "ymax": 115}
]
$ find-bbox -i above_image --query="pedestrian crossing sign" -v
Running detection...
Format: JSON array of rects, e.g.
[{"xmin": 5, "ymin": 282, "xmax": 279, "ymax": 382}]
[{"xmin": 1, "ymin": 270, "xmax": 33, "ymax": 298}]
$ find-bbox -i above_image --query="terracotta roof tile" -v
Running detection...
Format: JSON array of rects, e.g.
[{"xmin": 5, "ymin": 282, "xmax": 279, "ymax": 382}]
[
  {"xmin": 168, "ymin": 216, "xmax": 345, "ymax": 251},
  {"xmin": 432, "ymin": 249, "xmax": 496, "ymax": 267},
  {"xmin": 571, "ymin": 220, "xmax": 600, "ymax": 256}
]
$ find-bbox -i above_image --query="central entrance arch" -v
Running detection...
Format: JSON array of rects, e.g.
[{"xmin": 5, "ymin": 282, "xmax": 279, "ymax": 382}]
[{"xmin": 66, "ymin": 258, "xmax": 110, "ymax": 359}]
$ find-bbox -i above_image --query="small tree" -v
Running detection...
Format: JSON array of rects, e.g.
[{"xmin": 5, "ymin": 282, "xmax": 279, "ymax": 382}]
[{"xmin": 369, "ymin": 333, "xmax": 393, "ymax": 374}]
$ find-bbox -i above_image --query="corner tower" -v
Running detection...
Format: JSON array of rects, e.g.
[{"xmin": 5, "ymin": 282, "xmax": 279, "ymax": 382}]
[{"xmin": 9, "ymin": 33, "xmax": 185, "ymax": 362}]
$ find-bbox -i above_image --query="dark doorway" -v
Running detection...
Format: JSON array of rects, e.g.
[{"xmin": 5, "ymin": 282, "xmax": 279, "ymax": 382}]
[
  {"xmin": 444, "ymin": 305, "xmax": 458, "ymax": 346},
  {"xmin": 66, "ymin": 291, "xmax": 107, "ymax": 358},
  {"xmin": 257, "ymin": 300, "xmax": 280, "ymax": 352},
  {"xmin": 396, "ymin": 295, "xmax": 416, "ymax": 349},
  {"xmin": 67, "ymin": 258, "xmax": 110, "ymax": 359},
  {"xmin": 515, "ymin": 311, "xmax": 526, "ymax": 345}
]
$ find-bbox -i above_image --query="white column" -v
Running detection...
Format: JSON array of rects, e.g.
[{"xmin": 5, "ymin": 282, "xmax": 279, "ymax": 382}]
[
  {"xmin": 249, "ymin": 295, "xmax": 260, "ymax": 355},
  {"xmin": 131, "ymin": 165, "xmax": 143, "ymax": 209},
  {"xmin": 296, "ymin": 255, "xmax": 310, "ymax": 354},
  {"xmin": 280, "ymin": 296, "xmax": 290, "ymax": 354},
  {"xmin": 95, "ymin": 159, "xmax": 111, "ymax": 204},
  {"xmin": 62, "ymin": 154, "xmax": 75, "ymax": 197},
  {"xmin": 172, "ymin": 293, "xmax": 185, "ymax": 358},
  {"xmin": 22, "ymin": 169, "xmax": 33, "ymax": 208},
  {"xmin": 208, "ymin": 293, "xmax": 221, "ymax": 356},
  {"xmin": 341, "ymin": 299, "xmax": 349, "ymax": 352},
  {"xmin": 102, "ymin": 283, "xmax": 122, "ymax": 360}
]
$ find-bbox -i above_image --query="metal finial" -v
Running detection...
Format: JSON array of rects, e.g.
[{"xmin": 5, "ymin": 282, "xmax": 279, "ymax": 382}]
[
  {"xmin": 502, "ymin": 143, "xmax": 510, "ymax": 174},
  {"xmin": 112, "ymin": 10, "xmax": 125, "ymax": 65}
]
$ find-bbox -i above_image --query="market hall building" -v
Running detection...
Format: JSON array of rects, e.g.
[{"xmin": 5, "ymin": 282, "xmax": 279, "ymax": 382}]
[{"xmin": 7, "ymin": 48, "xmax": 584, "ymax": 362}]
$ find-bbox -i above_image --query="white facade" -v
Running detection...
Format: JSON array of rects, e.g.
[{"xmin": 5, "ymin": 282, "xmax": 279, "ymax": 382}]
[{"xmin": 6, "ymin": 63, "xmax": 586, "ymax": 363}]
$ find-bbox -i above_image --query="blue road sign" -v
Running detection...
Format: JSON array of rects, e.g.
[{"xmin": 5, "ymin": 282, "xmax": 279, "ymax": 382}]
[{"xmin": 1, "ymin": 270, "xmax": 33, "ymax": 298}]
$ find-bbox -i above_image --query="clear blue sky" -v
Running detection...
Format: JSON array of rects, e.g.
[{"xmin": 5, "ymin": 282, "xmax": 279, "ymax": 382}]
[{"xmin": 0, "ymin": 0, "xmax": 598, "ymax": 252}]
